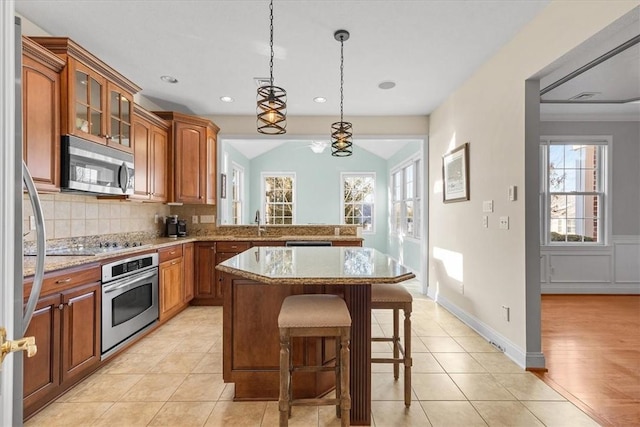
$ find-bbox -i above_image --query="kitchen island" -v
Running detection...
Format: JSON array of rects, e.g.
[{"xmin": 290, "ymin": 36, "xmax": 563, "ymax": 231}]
[{"xmin": 216, "ymin": 246, "xmax": 415, "ymax": 426}]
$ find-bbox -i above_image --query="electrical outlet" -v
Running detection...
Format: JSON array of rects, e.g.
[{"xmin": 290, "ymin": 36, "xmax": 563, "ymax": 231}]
[
  {"xmin": 499, "ymin": 216, "xmax": 509, "ymax": 230},
  {"xmin": 192, "ymin": 215, "xmax": 198, "ymax": 224},
  {"xmin": 482, "ymin": 215, "xmax": 488, "ymax": 228},
  {"xmin": 200, "ymin": 215, "xmax": 215, "ymax": 224},
  {"xmin": 154, "ymin": 214, "xmax": 159, "ymax": 224},
  {"xmin": 29, "ymin": 216, "xmax": 36, "ymax": 230}
]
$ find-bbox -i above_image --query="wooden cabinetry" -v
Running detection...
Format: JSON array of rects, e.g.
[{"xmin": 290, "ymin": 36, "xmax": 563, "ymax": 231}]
[
  {"xmin": 153, "ymin": 111, "xmax": 219, "ymax": 204},
  {"xmin": 23, "ymin": 264, "xmax": 101, "ymax": 419},
  {"xmin": 30, "ymin": 37, "xmax": 141, "ymax": 152},
  {"xmin": 158, "ymin": 245, "xmax": 184, "ymax": 322},
  {"xmin": 131, "ymin": 105, "xmax": 168, "ymax": 202},
  {"xmin": 21, "ymin": 37, "xmax": 65, "ymax": 193},
  {"xmin": 183, "ymin": 242, "xmax": 195, "ymax": 303}
]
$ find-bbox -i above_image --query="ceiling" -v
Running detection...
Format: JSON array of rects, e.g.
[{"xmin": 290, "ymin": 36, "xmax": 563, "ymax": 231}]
[{"xmin": 15, "ymin": 0, "xmax": 550, "ymax": 118}]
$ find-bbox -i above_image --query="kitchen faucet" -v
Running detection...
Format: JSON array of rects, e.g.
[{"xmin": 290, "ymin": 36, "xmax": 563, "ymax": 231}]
[{"xmin": 255, "ymin": 210, "xmax": 266, "ymax": 237}]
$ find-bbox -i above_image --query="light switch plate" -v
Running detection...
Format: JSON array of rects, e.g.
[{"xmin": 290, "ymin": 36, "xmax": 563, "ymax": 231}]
[
  {"xmin": 482, "ymin": 200, "xmax": 494, "ymax": 213},
  {"xmin": 508, "ymin": 185, "xmax": 517, "ymax": 201},
  {"xmin": 192, "ymin": 215, "xmax": 198, "ymax": 224},
  {"xmin": 482, "ymin": 215, "xmax": 488, "ymax": 228},
  {"xmin": 200, "ymin": 215, "xmax": 215, "ymax": 224}
]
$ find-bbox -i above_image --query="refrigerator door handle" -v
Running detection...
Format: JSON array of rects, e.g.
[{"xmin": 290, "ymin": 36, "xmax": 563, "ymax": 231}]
[{"xmin": 21, "ymin": 161, "xmax": 46, "ymax": 335}]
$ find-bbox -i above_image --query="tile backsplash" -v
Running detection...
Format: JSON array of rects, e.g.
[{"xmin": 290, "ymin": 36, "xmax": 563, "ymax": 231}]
[{"xmin": 22, "ymin": 193, "xmax": 169, "ymax": 242}]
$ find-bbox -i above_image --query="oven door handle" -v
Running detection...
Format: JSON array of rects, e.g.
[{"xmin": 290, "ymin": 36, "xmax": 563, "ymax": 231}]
[{"xmin": 103, "ymin": 269, "xmax": 157, "ymax": 294}]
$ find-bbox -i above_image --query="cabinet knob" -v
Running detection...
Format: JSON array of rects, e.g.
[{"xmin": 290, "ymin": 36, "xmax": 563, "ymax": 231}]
[{"xmin": 58, "ymin": 304, "xmax": 64, "ymax": 310}]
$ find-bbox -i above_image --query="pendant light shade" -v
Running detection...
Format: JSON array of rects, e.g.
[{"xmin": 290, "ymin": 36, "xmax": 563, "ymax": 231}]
[
  {"xmin": 331, "ymin": 29, "xmax": 352, "ymax": 157},
  {"xmin": 257, "ymin": 0, "xmax": 287, "ymax": 135}
]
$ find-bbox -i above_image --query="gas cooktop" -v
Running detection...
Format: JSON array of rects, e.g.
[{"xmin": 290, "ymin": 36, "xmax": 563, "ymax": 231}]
[{"xmin": 24, "ymin": 241, "xmax": 152, "ymax": 257}]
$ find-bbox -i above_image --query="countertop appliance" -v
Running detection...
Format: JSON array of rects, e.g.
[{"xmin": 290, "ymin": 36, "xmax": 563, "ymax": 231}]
[
  {"xmin": 61, "ymin": 134, "xmax": 134, "ymax": 195},
  {"xmin": 177, "ymin": 219, "xmax": 187, "ymax": 237},
  {"xmin": 165, "ymin": 215, "xmax": 178, "ymax": 237},
  {"xmin": 101, "ymin": 252, "xmax": 159, "ymax": 359}
]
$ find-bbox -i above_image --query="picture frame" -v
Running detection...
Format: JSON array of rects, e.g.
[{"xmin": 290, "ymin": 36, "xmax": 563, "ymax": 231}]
[
  {"xmin": 220, "ymin": 173, "xmax": 227, "ymax": 199},
  {"xmin": 442, "ymin": 142, "xmax": 470, "ymax": 203}
]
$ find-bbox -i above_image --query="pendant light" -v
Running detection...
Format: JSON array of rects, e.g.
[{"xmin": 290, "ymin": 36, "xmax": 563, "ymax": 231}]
[
  {"xmin": 331, "ymin": 29, "xmax": 353, "ymax": 157},
  {"xmin": 257, "ymin": 0, "xmax": 287, "ymax": 135}
]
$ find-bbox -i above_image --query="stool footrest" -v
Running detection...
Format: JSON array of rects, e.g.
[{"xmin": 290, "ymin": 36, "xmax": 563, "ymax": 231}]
[
  {"xmin": 291, "ymin": 398, "xmax": 340, "ymax": 407},
  {"xmin": 292, "ymin": 365, "xmax": 337, "ymax": 373}
]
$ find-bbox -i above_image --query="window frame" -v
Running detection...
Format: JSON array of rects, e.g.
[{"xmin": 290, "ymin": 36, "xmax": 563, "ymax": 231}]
[
  {"xmin": 340, "ymin": 172, "xmax": 376, "ymax": 233},
  {"xmin": 231, "ymin": 162, "xmax": 244, "ymax": 225},
  {"xmin": 391, "ymin": 156, "xmax": 421, "ymax": 240},
  {"xmin": 540, "ymin": 135, "xmax": 611, "ymax": 247},
  {"xmin": 261, "ymin": 172, "xmax": 296, "ymax": 225}
]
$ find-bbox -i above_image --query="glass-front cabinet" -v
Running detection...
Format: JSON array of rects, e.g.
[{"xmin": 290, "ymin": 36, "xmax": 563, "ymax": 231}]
[{"xmin": 30, "ymin": 37, "xmax": 140, "ymax": 153}]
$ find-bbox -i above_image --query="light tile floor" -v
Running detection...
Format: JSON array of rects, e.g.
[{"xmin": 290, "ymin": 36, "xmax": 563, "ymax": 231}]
[{"xmin": 26, "ymin": 281, "xmax": 600, "ymax": 426}]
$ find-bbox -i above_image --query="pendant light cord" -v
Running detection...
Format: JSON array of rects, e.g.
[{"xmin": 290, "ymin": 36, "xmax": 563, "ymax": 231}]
[
  {"xmin": 339, "ymin": 36, "xmax": 344, "ymax": 123},
  {"xmin": 269, "ymin": 0, "xmax": 274, "ymax": 88}
]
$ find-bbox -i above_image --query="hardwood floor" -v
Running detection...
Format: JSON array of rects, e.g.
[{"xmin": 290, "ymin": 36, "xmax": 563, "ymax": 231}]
[{"xmin": 538, "ymin": 295, "xmax": 640, "ymax": 427}]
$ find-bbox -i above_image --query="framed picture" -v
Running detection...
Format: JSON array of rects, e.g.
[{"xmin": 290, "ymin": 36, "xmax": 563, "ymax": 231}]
[
  {"xmin": 442, "ymin": 142, "xmax": 470, "ymax": 203},
  {"xmin": 220, "ymin": 173, "xmax": 227, "ymax": 199}
]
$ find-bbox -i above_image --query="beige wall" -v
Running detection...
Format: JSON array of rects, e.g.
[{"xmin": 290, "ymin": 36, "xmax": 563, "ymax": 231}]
[
  {"xmin": 428, "ymin": 0, "xmax": 638, "ymax": 365},
  {"xmin": 206, "ymin": 114, "xmax": 429, "ymax": 137},
  {"xmin": 23, "ymin": 194, "xmax": 169, "ymax": 241}
]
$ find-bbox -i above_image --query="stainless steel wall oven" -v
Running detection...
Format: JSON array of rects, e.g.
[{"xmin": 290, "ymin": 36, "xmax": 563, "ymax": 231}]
[{"xmin": 101, "ymin": 253, "xmax": 159, "ymax": 359}]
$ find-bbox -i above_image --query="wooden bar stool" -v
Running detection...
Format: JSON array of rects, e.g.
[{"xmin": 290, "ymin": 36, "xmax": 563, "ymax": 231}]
[
  {"xmin": 371, "ymin": 284, "xmax": 413, "ymax": 407},
  {"xmin": 278, "ymin": 294, "xmax": 352, "ymax": 427}
]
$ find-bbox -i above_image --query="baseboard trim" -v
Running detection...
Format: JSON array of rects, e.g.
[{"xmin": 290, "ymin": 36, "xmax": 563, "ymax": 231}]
[
  {"xmin": 542, "ymin": 284, "xmax": 640, "ymax": 294},
  {"xmin": 426, "ymin": 288, "xmax": 537, "ymax": 369}
]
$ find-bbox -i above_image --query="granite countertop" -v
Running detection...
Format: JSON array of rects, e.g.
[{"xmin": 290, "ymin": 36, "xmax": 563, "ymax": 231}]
[
  {"xmin": 23, "ymin": 235, "xmax": 364, "ymax": 277},
  {"xmin": 216, "ymin": 246, "xmax": 415, "ymax": 285}
]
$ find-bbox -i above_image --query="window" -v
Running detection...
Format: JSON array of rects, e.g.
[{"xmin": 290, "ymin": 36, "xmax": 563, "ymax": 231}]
[
  {"xmin": 341, "ymin": 173, "xmax": 375, "ymax": 231},
  {"xmin": 391, "ymin": 158, "xmax": 421, "ymax": 238},
  {"xmin": 231, "ymin": 164, "xmax": 244, "ymax": 225},
  {"xmin": 540, "ymin": 137, "xmax": 609, "ymax": 244},
  {"xmin": 262, "ymin": 173, "xmax": 295, "ymax": 224}
]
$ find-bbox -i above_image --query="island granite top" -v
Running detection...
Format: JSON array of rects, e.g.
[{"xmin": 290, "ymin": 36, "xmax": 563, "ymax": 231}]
[{"xmin": 216, "ymin": 246, "xmax": 415, "ymax": 285}]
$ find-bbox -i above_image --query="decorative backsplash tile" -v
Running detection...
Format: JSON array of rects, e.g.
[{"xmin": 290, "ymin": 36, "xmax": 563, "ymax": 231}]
[{"xmin": 22, "ymin": 193, "xmax": 169, "ymax": 241}]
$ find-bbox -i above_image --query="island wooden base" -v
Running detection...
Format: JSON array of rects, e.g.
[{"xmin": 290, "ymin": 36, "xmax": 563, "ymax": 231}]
[{"xmin": 223, "ymin": 275, "xmax": 372, "ymax": 425}]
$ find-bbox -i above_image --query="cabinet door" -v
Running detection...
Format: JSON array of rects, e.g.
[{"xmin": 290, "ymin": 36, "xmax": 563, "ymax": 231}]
[
  {"xmin": 22, "ymin": 55, "xmax": 61, "ymax": 192},
  {"xmin": 205, "ymin": 126, "xmax": 217, "ymax": 205},
  {"xmin": 195, "ymin": 243, "xmax": 216, "ymax": 301},
  {"xmin": 106, "ymin": 82, "xmax": 133, "ymax": 152},
  {"xmin": 131, "ymin": 115, "xmax": 151, "ymax": 200},
  {"xmin": 215, "ymin": 253, "xmax": 238, "ymax": 301},
  {"xmin": 159, "ymin": 258, "xmax": 184, "ymax": 321},
  {"xmin": 60, "ymin": 281, "xmax": 101, "ymax": 385},
  {"xmin": 183, "ymin": 243, "xmax": 195, "ymax": 303},
  {"xmin": 150, "ymin": 124, "xmax": 168, "ymax": 202},
  {"xmin": 23, "ymin": 293, "xmax": 62, "ymax": 417},
  {"xmin": 67, "ymin": 59, "xmax": 107, "ymax": 145},
  {"xmin": 174, "ymin": 122, "xmax": 206, "ymax": 204}
]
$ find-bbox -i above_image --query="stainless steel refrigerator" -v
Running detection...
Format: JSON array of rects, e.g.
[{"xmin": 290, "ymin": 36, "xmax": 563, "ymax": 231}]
[{"xmin": 11, "ymin": 16, "xmax": 47, "ymax": 425}]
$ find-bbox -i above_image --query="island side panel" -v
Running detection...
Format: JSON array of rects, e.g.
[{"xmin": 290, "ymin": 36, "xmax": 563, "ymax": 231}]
[{"xmin": 222, "ymin": 274, "xmax": 338, "ymax": 400}]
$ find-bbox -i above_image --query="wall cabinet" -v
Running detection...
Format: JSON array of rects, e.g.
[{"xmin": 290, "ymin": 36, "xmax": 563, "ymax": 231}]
[
  {"xmin": 153, "ymin": 111, "xmax": 219, "ymax": 204},
  {"xmin": 30, "ymin": 37, "xmax": 141, "ymax": 153},
  {"xmin": 23, "ymin": 264, "xmax": 101, "ymax": 419},
  {"xmin": 21, "ymin": 37, "xmax": 65, "ymax": 193},
  {"xmin": 131, "ymin": 105, "xmax": 168, "ymax": 202}
]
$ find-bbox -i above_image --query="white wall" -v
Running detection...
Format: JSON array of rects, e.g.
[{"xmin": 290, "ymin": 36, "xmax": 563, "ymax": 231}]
[
  {"xmin": 427, "ymin": 0, "xmax": 639, "ymax": 368},
  {"xmin": 539, "ymin": 121, "xmax": 640, "ymax": 293}
]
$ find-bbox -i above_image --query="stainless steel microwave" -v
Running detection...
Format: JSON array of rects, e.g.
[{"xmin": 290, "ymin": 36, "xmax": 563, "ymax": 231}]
[{"xmin": 61, "ymin": 135, "xmax": 134, "ymax": 195}]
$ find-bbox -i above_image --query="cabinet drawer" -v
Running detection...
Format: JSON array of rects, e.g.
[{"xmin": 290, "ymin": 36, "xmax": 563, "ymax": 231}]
[
  {"xmin": 25, "ymin": 264, "xmax": 101, "ymax": 297},
  {"xmin": 158, "ymin": 245, "xmax": 183, "ymax": 263},
  {"xmin": 216, "ymin": 241, "xmax": 250, "ymax": 253}
]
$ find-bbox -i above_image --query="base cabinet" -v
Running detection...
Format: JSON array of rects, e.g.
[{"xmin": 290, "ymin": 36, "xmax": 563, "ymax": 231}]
[
  {"xmin": 158, "ymin": 245, "xmax": 185, "ymax": 322},
  {"xmin": 183, "ymin": 243, "xmax": 195, "ymax": 303},
  {"xmin": 23, "ymin": 270, "xmax": 101, "ymax": 419}
]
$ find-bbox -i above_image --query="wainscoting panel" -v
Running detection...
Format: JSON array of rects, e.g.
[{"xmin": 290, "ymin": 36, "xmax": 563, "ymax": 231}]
[{"xmin": 614, "ymin": 236, "xmax": 640, "ymax": 283}]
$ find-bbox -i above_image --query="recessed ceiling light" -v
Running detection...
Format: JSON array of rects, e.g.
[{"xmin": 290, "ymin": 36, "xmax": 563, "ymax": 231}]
[
  {"xmin": 313, "ymin": 97, "xmax": 327, "ymax": 103},
  {"xmin": 160, "ymin": 75, "xmax": 178, "ymax": 84},
  {"xmin": 220, "ymin": 96, "xmax": 234, "ymax": 103},
  {"xmin": 378, "ymin": 81, "xmax": 396, "ymax": 90}
]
